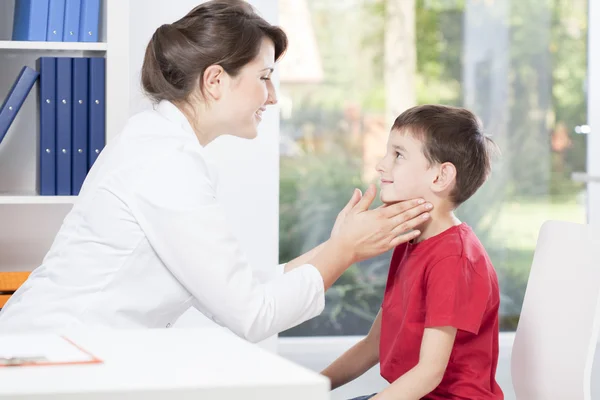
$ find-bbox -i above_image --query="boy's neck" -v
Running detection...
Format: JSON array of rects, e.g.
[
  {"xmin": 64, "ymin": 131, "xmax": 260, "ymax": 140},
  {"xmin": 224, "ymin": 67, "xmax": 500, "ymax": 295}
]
[{"xmin": 414, "ymin": 205, "xmax": 461, "ymax": 243}]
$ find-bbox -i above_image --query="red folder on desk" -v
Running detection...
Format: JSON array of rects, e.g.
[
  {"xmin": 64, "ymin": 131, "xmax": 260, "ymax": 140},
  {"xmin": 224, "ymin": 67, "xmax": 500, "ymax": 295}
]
[{"xmin": 0, "ymin": 335, "xmax": 102, "ymax": 367}]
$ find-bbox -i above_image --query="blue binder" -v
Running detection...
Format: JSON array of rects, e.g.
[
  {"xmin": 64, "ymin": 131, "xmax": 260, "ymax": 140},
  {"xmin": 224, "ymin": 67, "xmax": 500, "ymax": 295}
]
[
  {"xmin": 46, "ymin": 0, "xmax": 66, "ymax": 42},
  {"xmin": 0, "ymin": 67, "xmax": 39, "ymax": 145},
  {"xmin": 12, "ymin": 0, "xmax": 50, "ymax": 41},
  {"xmin": 62, "ymin": 0, "xmax": 81, "ymax": 42},
  {"xmin": 37, "ymin": 58, "xmax": 57, "ymax": 195},
  {"xmin": 71, "ymin": 58, "xmax": 89, "ymax": 195},
  {"xmin": 79, "ymin": 0, "xmax": 101, "ymax": 42},
  {"xmin": 56, "ymin": 57, "xmax": 72, "ymax": 196},
  {"xmin": 88, "ymin": 57, "xmax": 105, "ymax": 170}
]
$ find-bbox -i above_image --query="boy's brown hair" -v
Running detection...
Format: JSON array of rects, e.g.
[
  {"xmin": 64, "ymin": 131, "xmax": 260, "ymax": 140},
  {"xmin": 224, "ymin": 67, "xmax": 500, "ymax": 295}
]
[{"xmin": 392, "ymin": 104, "xmax": 496, "ymax": 206}]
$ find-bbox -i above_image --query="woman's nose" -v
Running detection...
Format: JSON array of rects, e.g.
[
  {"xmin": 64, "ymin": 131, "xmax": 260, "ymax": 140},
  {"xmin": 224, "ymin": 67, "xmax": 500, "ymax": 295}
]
[{"xmin": 266, "ymin": 82, "xmax": 278, "ymax": 105}]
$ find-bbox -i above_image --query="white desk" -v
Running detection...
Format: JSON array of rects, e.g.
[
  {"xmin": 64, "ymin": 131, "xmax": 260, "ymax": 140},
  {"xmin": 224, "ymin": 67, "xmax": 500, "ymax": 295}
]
[{"xmin": 0, "ymin": 328, "xmax": 330, "ymax": 399}]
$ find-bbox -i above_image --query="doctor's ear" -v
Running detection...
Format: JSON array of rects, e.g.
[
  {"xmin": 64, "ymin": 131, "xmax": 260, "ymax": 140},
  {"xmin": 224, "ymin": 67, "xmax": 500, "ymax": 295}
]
[
  {"xmin": 202, "ymin": 65, "xmax": 226, "ymax": 101},
  {"xmin": 431, "ymin": 162, "xmax": 457, "ymax": 194}
]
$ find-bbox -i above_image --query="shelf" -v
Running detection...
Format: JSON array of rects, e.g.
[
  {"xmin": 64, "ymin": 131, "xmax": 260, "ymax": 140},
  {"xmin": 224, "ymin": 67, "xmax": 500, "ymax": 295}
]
[
  {"xmin": 0, "ymin": 41, "xmax": 107, "ymax": 52},
  {"xmin": 0, "ymin": 195, "xmax": 77, "ymax": 205}
]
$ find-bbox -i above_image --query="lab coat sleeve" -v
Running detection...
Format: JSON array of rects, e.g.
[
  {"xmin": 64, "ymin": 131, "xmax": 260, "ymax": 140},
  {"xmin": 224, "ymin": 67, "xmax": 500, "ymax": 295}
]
[
  {"xmin": 277, "ymin": 263, "xmax": 286, "ymax": 275},
  {"xmin": 128, "ymin": 148, "xmax": 325, "ymax": 343}
]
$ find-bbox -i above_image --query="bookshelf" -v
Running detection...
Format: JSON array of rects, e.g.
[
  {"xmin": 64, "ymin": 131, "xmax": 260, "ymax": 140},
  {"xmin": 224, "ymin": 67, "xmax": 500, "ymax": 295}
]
[
  {"xmin": 0, "ymin": 0, "xmax": 130, "ymax": 271},
  {"xmin": 0, "ymin": 195, "xmax": 76, "ymax": 205},
  {"xmin": 0, "ymin": 40, "xmax": 108, "ymax": 51}
]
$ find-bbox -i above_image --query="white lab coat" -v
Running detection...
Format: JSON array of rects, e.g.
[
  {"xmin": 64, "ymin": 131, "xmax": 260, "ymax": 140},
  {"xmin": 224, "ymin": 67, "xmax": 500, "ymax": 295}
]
[{"xmin": 0, "ymin": 101, "xmax": 325, "ymax": 342}]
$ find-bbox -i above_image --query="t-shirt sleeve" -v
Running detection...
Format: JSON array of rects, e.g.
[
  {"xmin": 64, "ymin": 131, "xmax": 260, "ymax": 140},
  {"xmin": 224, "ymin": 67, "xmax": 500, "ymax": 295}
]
[{"xmin": 424, "ymin": 255, "xmax": 491, "ymax": 334}]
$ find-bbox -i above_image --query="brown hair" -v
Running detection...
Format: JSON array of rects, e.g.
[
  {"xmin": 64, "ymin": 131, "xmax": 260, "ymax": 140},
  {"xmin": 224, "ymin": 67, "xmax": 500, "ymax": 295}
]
[
  {"xmin": 392, "ymin": 104, "xmax": 497, "ymax": 206},
  {"xmin": 141, "ymin": 0, "xmax": 288, "ymax": 103}
]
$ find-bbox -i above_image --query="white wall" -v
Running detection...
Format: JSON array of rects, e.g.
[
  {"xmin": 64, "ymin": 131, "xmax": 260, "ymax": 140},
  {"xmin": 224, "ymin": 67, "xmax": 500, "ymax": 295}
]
[
  {"xmin": 126, "ymin": 0, "xmax": 281, "ymax": 351},
  {"xmin": 587, "ymin": 0, "xmax": 600, "ymax": 226}
]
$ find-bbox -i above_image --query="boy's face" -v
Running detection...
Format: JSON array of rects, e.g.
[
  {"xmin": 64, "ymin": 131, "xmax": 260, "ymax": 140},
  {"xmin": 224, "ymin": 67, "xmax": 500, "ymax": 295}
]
[{"xmin": 376, "ymin": 128, "xmax": 435, "ymax": 204}]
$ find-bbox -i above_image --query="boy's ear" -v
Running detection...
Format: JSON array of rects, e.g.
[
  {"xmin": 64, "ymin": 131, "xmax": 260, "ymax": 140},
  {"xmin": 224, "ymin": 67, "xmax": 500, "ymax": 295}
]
[{"xmin": 431, "ymin": 162, "xmax": 457, "ymax": 194}]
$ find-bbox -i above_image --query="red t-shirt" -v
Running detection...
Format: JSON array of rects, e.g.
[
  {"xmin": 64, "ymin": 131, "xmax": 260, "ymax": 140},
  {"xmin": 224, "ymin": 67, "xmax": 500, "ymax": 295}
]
[{"xmin": 379, "ymin": 223, "xmax": 503, "ymax": 399}]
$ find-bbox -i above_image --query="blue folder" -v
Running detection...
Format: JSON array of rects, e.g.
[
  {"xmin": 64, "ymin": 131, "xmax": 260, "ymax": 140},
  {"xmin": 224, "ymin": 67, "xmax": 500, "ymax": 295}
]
[
  {"xmin": 79, "ymin": 0, "xmax": 101, "ymax": 42},
  {"xmin": 37, "ymin": 58, "xmax": 57, "ymax": 195},
  {"xmin": 71, "ymin": 58, "xmax": 89, "ymax": 195},
  {"xmin": 88, "ymin": 57, "xmax": 105, "ymax": 170},
  {"xmin": 46, "ymin": 0, "xmax": 66, "ymax": 42},
  {"xmin": 12, "ymin": 0, "xmax": 50, "ymax": 41},
  {"xmin": 56, "ymin": 57, "xmax": 72, "ymax": 195},
  {"xmin": 62, "ymin": 0, "xmax": 81, "ymax": 42},
  {"xmin": 0, "ymin": 67, "xmax": 39, "ymax": 145}
]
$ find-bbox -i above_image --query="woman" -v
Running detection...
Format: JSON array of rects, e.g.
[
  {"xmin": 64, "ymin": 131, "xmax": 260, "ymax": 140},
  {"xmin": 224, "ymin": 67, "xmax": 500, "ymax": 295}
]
[{"xmin": 0, "ymin": 0, "xmax": 431, "ymax": 342}]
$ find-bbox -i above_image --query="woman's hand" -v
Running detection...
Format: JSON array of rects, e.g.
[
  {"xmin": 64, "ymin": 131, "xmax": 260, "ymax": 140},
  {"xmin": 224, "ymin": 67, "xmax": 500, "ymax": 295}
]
[
  {"xmin": 307, "ymin": 183, "xmax": 432, "ymax": 290},
  {"xmin": 331, "ymin": 188, "xmax": 363, "ymax": 238},
  {"xmin": 333, "ymin": 183, "xmax": 432, "ymax": 264}
]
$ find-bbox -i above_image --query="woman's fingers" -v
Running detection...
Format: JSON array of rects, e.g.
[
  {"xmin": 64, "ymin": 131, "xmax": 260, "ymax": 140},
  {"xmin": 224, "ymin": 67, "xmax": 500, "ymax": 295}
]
[
  {"xmin": 389, "ymin": 230, "xmax": 422, "ymax": 248},
  {"xmin": 343, "ymin": 188, "xmax": 362, "ymax": 212},
  {"xmin": 339, "ymin": 191, "xmax": 433, "ymax": 261},
  {"xmin": 390, "ymin": 203, "xmax": 431, "ymax": 236},
  {"xmin": 353, "ymin": 184, "xmax": 376, "ymax": 212},
  {"xmin": 331, "ymin": 189, "xmax": 363, "ymax": 238},
  {"xmin": 379, "ymin": 198, "xmax": 429, "ymax": 218},
  {"xmin": 389, "ymin": 205, "xmax": 431, "ymax": 236},
  {"xmin": 390, "ymin": 202, "xmax": 432, "ymax": 223}
]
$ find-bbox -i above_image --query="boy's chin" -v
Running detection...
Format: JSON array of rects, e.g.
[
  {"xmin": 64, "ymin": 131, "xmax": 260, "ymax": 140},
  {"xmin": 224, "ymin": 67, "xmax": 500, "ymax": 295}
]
[
  {"xmin": 380, "ymin": 193, "xmax": 408, "ymax": 205},
  {"xmin": 380, "ymin": 190, "xmax": 423, "ymax": 205}
]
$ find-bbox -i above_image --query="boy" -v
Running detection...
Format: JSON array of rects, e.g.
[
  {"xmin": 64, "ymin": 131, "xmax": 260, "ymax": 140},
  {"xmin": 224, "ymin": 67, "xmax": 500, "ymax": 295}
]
[{"xmin": 322, "ymin": 105, "xmax": 503, "ymax": 400}]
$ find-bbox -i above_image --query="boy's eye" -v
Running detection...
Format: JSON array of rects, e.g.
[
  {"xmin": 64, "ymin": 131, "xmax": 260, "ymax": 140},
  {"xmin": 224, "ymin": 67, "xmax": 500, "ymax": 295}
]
[
  {"xmin": 395, "ymin": 151, "xmax": 404, "ymax": 159},
  {"xmin": 261, "ymin": 76, "xmax": 271, "ymax": 81}
]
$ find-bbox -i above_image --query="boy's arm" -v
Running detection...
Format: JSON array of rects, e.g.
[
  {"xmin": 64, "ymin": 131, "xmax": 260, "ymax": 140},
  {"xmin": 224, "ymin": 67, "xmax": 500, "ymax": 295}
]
[
  {"xmin": 372, "ymin": 326, "xmax": 456, "ymax": 400},
  {"xmin": 321, "ymin": 309, "xmax": 383, "ymax": 390}
]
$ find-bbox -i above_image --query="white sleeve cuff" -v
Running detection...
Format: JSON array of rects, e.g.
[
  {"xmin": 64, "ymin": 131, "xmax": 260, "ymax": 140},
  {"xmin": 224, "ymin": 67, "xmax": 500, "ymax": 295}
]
[{"xmin": 277, "ymin": 263, "xmax": 286, "ymax": 275}]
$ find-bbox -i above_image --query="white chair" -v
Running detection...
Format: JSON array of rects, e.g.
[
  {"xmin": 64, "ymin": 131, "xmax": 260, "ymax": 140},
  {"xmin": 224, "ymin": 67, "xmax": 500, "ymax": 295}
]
[{"xmin": 511, "ymin": 220, "xmax": 600, "ymax": 400}]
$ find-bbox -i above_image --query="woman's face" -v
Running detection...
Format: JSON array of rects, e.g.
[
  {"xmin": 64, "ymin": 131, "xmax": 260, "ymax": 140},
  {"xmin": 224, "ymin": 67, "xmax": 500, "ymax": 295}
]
[{"xmin": 216, "ymin": 37, "xmax": 278, "ymax": 140}]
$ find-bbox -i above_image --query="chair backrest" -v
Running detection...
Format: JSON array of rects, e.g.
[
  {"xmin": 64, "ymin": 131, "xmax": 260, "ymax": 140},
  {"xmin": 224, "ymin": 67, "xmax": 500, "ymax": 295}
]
[
  {"xmin": 0, "ymin": 272, "xmax": 30, "ymax": 309},
  {"xmin": 511, "ymin": 220, "xmax": 600, "ymax": 400}
]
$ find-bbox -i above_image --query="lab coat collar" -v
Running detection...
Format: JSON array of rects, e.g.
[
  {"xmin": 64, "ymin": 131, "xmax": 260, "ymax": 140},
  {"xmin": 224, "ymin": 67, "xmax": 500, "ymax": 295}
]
[
  {"xmin": 155, "ymin": 100, "xmax": 220, "ymax": 188},
  {"xmin": 155, "ymin": 100, "xmax": 199, "ymax": 143}
]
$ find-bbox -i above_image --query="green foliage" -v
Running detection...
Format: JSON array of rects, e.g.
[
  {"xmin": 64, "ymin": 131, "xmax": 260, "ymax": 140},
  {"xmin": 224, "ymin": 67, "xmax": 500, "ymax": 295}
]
[
  {"xmin": 279, "ymin": 142, "xmax": 388, "ymax": 336},
  {"xmin": 279, "ymin": 0, "xmax": 588, "ymax": 336}
]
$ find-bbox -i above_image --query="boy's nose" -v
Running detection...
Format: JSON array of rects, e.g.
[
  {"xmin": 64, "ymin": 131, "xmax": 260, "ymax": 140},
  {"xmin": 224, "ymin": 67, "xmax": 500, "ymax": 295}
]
[{"xmin": 375, "ymin": 158, "xmax": 385, "ymax": 174}]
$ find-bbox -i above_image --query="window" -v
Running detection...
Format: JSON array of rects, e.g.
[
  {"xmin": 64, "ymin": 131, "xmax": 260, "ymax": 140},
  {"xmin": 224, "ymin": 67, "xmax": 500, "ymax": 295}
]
[{"xmin": 278, "ymin": 0, "xmax": 588, "ymax": 336}]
